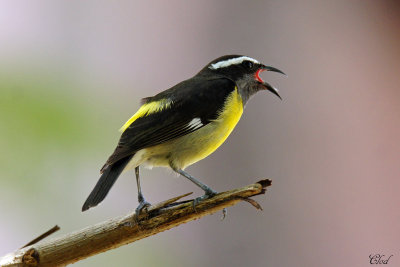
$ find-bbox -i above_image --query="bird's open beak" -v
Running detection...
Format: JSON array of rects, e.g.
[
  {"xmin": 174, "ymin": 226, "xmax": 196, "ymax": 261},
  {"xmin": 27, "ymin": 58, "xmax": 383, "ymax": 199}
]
[{"xmin": 256, "ymin": 65, "xmax": 286, "ymax": 100}]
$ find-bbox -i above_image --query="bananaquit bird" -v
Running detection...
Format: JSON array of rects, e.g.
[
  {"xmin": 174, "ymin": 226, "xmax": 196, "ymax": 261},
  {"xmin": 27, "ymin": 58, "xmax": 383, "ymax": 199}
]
[{"xmin": 82, "ymin": 55, "xmax": 285, "ymax": 213}]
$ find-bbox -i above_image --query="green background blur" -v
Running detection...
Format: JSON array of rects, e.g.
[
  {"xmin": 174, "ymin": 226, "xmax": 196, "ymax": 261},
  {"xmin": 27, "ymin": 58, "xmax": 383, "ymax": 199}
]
[{"xmin": 1, "ymin": 1, "xmax": 400, "ymax": 266}]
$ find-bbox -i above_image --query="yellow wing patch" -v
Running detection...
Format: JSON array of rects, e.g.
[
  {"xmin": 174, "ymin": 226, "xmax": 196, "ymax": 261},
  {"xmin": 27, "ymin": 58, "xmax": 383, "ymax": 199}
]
[{"xmin": 119, "ymin": 99, "xmax": 173, "ymax": 132}]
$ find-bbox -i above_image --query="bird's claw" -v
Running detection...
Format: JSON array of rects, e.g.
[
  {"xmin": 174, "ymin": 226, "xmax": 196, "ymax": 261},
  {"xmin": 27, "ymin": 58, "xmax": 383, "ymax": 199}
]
[
  {"xmin": 135, "ymin": 200, "xmax": 152, "ymax": 216},
  {"xmin": 192, "ymin": 190, "xmax": 217, "ymax": 211},
  {"xmin": 133, "ymin": 200, "xmax": 152, "ymax": 225}
]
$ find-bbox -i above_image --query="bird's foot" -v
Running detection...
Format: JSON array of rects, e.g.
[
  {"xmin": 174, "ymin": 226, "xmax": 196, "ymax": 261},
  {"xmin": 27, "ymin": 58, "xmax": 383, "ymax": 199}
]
[
  {"xmin": 135, "ymin": 199, "xmax": 152, "ymax": 216},
  {"xmin": 127, "ymin": 198, "xmax": 151, "ymax": 226},
  {"xmin": 192, "ymin": 189, "xmax": 217, "ymax": 211},
  {"xmin": 131, "ymin": 199, "xmax": 152, "ymax": 226}
]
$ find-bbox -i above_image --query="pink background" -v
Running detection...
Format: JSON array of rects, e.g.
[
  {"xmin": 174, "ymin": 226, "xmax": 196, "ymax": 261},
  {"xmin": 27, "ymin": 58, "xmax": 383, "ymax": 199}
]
[{"xmin": 1, "ymin": 1, "xmax": 399, "ymax": 266}]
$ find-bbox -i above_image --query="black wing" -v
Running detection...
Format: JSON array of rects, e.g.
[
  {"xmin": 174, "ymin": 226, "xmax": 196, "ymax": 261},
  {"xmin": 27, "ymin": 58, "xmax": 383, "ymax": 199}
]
[{"xmin": 102, "ymin": 77, "xmax": 236, "ymax": 169}]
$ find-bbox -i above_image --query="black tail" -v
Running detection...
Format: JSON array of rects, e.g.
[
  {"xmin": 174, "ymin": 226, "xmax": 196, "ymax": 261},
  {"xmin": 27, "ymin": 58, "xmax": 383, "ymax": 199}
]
[{"xmin": 82, "ymin": 156, "xmax": 132, "ymax": 212}]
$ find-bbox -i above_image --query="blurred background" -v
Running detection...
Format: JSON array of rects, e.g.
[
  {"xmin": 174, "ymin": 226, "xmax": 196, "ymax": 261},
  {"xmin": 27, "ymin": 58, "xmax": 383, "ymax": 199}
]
[{"xmin": 1, "ymin": 1, "xmax": 399, "ymax": 266}]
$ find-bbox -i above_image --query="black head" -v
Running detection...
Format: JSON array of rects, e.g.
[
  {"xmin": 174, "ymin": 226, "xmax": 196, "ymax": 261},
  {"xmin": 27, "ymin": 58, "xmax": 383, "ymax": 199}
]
[{"xmin": 198, "ymin": 55, "xmax": 285, "ymax": 103}]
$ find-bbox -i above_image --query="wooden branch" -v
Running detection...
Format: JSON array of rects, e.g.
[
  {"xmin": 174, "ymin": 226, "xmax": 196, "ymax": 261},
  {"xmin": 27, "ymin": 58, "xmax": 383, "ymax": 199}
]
[{"xmin": 0, "ymin": 179, "xmax": 271, "ymax": 267}]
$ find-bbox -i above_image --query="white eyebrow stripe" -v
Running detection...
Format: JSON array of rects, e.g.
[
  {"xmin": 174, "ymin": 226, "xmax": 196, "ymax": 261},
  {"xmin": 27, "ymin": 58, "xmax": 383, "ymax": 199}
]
[{"xmin": 209, "ymin": 56, "xmax": 259, "ymax": 70}]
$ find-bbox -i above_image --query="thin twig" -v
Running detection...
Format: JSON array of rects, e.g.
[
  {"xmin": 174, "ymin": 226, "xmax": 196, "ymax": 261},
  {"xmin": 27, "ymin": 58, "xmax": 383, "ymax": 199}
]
[{"xmin": 21, "ymin": 225, "xmax": 60, "ymax": 248}]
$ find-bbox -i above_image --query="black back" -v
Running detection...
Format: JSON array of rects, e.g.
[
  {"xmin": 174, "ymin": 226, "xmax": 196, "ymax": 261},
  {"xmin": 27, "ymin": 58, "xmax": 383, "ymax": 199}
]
[{"xmin": 102, "ymin": 76, "xmax": 236, "ymax": 169}]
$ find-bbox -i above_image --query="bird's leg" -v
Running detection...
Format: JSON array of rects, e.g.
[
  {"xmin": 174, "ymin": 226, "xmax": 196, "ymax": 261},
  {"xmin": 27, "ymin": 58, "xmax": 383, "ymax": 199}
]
[
  {"xmin": 175, "ymin": 169, "xmax": 217, "ymax": 209},
  {"xmin": 135, "ymin": 166, "xmax": 151, "ymax": 215}
]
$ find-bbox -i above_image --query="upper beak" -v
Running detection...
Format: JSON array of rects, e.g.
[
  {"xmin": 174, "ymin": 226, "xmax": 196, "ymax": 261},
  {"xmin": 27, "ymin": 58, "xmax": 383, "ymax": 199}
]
[
  {"xmin": 258, "ymin": 65, "xmax": 286, "ymax": 100},
  {"xmin": 261, "ymin": 65, "xmax": 286, "ymax": 76}
]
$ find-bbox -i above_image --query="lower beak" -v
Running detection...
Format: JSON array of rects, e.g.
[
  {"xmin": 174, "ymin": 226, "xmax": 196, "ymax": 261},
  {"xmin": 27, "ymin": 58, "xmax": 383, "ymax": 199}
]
[
  {"xmin": 263, "ymin": 81, "xmax": 282, "ymax": 100},
  {"xmin": 258, "ymin": 65, "xmax": 286, "ymax": 100}
]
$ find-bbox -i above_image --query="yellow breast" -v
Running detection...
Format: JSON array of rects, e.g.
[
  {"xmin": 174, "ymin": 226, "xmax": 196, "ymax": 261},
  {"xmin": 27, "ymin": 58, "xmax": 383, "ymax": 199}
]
[
  {"xmin": 199, "ymin": 87, "xmax": 244, "ymax": 159},
  {"xmin": 140, "ymin": 87, "xmax": 244, "ymax": 170},
  {"xmin": 123, "ymin": 87, "xmax": 244, "ymax": 172}
]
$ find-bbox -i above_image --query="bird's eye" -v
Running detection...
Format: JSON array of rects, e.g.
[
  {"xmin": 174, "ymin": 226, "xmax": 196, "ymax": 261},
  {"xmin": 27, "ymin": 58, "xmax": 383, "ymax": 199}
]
[{"xmin": 242, "ymin": 60, "xmax": 254, "ymax": 69}]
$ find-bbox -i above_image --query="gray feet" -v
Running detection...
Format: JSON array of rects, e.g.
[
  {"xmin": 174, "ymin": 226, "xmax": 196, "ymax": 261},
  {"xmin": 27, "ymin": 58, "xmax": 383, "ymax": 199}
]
[
  {"xmin": 135, "ymin": 167, "xmax": 151, "ymax": 216},
  {"xmin": 172, "ymin": 168, "xmax": 218, "ymax": 210},
  {"xmin": 135, "ymin": 198, "xmax": 151, "ymax": 215},
  {"xmin": 192, "ymin": 188, "xmax": 217, "ymax": 210}
]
